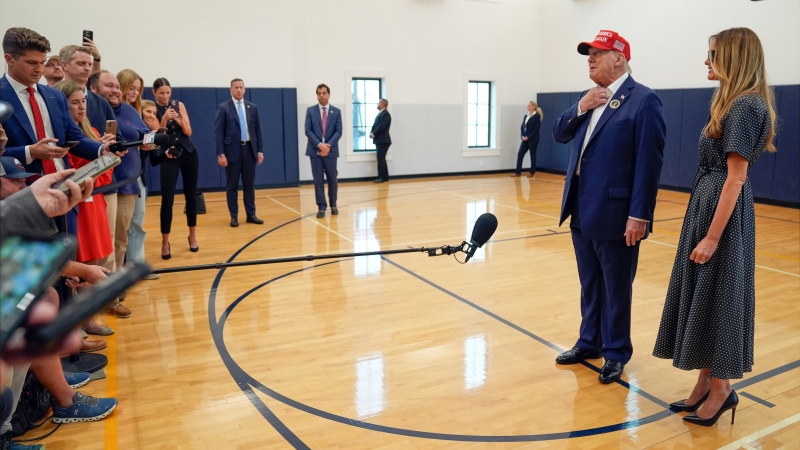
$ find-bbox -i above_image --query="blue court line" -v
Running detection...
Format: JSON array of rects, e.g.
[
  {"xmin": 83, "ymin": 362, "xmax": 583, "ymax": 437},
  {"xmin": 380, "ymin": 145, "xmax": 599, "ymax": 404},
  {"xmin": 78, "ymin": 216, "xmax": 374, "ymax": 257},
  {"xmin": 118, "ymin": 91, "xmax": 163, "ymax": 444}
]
[
  {"xmin": 739, "ymin": 392, "xmax": 776, "ymax": 408},
  {"xmin": 203, "ymin": 209, "xmax": 800, "ymax": 446}
]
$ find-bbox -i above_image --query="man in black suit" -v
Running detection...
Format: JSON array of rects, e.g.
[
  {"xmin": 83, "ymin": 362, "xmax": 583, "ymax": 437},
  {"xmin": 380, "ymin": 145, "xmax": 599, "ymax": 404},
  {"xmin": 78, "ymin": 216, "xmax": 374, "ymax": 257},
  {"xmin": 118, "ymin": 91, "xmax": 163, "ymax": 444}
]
[
  {"xmin": 214, "ymin": 78, "xmax": 264, "ymax": 227},
  {"xmin": 369, "ymin": 98, "xmax": 392, "ymax": 183}
]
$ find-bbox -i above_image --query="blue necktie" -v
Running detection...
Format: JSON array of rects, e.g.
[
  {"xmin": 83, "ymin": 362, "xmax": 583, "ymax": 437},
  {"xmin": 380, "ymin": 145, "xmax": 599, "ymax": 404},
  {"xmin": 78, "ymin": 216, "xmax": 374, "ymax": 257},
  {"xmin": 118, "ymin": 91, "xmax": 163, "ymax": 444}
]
[{"xmin": 237, "ymin": 101, "xmax": 248, "ymax": 142}]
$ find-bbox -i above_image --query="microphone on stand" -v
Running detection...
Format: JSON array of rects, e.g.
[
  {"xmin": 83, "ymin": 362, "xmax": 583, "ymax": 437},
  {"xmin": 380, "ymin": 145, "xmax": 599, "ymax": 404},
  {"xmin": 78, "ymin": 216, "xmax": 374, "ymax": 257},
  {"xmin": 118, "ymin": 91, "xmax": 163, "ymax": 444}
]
[
  {"xmin": 108, "ymin": 133, "xmax": 169, "ymax": 152},
  {"xmin": 463, "ymin": 213, "xmax": 498, "ymax": 263}
]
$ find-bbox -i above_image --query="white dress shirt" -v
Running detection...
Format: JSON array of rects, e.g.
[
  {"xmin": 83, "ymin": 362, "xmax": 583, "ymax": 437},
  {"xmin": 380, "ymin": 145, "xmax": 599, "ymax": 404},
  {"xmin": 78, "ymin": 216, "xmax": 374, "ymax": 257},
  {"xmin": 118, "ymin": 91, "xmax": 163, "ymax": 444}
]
[{"xmin": 5, "ymin": 74, "xmax": 62, "ymax": 170}]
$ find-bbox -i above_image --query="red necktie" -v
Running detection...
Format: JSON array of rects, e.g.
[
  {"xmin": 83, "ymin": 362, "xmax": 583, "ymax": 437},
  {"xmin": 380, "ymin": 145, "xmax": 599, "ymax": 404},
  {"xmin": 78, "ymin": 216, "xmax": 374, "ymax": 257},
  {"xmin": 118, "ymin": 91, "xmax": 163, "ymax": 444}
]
[
  {"xmin": 322, "ymin": 106, "xmax": 328, "ymax": 138},
  {"xmin": 26, "ymin": 87, "xmax": 57, "ymax": 174}
]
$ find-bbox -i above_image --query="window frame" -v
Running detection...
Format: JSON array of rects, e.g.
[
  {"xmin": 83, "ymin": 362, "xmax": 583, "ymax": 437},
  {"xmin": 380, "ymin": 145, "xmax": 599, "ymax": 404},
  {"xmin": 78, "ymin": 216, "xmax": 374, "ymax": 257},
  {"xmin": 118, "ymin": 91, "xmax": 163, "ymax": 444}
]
[
  {"xmin": 462, "ymin": 74, "xmax": 500, "ymax": 157},
  {"xmin": 344, "ymin": 70, "xmax": 392, "ymax": 163}
]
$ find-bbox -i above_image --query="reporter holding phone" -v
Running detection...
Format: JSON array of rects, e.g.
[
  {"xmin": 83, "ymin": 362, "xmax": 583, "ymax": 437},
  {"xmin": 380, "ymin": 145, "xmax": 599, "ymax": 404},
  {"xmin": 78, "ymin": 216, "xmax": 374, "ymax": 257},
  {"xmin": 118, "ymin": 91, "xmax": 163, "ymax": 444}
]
[{"xmin": 151, "ymin": 77, "xmax": 199, "ymax": 259}]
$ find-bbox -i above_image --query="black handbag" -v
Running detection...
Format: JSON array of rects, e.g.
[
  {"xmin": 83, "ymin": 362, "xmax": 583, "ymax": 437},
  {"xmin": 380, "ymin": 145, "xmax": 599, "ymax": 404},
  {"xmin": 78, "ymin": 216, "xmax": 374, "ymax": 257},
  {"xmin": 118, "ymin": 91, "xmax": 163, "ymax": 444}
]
[{"xmin": 184, "ymin": 190, "xmax": 206, "ymax": 214}]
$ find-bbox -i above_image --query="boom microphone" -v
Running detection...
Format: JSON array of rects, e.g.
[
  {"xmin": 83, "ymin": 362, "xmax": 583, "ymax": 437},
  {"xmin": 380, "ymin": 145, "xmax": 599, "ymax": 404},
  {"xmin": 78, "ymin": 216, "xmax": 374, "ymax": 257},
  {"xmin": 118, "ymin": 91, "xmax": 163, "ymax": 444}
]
[
  {"xmin": 464, "ymin": 213, "xmax": 498, "ymax": 263},
  {"xmin": 108, "ymin": 133, "xmax": 169, "ymax": 152}
]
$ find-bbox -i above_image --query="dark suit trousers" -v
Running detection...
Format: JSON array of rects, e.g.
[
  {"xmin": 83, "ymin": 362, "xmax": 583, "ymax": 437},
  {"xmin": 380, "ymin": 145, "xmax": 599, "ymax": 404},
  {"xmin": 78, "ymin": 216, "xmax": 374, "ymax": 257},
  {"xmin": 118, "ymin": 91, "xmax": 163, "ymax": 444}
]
[
  {"xmin": 310, "ymin": 156, "xmax": 338, "ymax": 209},
  {"xmin": 515, "ymin": 140, "xmax": 538, "ymax": 175},
  {"xmin": 376, "ymin": 144, "xmax": 390, "ymax": 181},
  {"xmin": 225, "ymin": 142, "xmax": 257, "ymax": 218},
  {"xmin": 159, "ymin": 150, "xmax": 199, "ymax": 234},
  {"xmin": 569, "ymin": 183, "xmax": 639, "ymax": 363}
]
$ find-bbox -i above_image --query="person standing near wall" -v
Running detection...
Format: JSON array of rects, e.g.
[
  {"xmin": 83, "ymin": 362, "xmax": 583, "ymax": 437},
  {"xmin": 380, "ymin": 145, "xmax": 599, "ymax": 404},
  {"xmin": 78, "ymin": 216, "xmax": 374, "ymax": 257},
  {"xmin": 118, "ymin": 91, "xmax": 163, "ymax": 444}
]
[
  {"xmin": 215, "ymin": 78, "xmax": 264, "ymax": 227},
  {"xmin": 369, "ymin": 98, "xmax": 392, "ymax": 183},
  {"xmin": 511, "ymin": 101, "xmax": 542, "ymax": 178},
  {"xmin": 551, "ymin": 29, "xmax": 665, "ymax": 384},
  {"xmin": 305, "ymin": 83, "xmax": 342, "ymax": 218}
]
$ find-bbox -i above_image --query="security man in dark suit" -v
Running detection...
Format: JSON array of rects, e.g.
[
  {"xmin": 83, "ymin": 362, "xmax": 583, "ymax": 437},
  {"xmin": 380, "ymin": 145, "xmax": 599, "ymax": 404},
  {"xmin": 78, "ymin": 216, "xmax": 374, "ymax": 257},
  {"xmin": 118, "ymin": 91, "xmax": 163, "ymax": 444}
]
[
  {"xmin": 214, "ymin": 78, "xmax": 264, "ymax": 227},
  {"xmin": 369, "ymin": 98, "xmax": 392, "ymax": 183}
]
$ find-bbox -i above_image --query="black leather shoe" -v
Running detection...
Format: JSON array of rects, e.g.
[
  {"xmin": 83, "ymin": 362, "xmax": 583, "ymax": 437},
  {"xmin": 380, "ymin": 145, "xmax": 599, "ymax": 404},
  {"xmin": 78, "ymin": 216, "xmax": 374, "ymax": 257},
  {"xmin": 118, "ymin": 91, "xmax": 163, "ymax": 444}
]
[
  {"xmin": 598, "ymin": 360, "xmax": 625, "ymax": 384},
  {"xmin": 670, "ymin": 391, "xmax": 710, "ymax": 413},
  {"xmin": 246, "ymin": 216, "xmax": 264, "ymax": 224},
  {"xmin": 230, "ymin": 217, "xmax": 239, "ymax": 227},
  {"xmin": 331, "ymin": 207, "xmax": 338, "ymax": 215},
  {"xmin": 683, "ymin": 391, "xmax": 738, "ymax": 426},
  {"xmin": 555, "ymin": 346, "xmax": 602, "ymax": 364},
  {"xmin": 316, "ymin": 210, "xmax": 325, "ymax": 218},
  {"xmin": 374, "ymin": 178, "xmax": 383, "ymax": 183}
]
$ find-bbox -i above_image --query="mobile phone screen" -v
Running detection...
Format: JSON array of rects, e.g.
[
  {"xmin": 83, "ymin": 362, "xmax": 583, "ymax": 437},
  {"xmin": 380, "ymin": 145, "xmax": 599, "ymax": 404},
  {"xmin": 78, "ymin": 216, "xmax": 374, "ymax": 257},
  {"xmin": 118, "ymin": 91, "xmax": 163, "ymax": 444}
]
[{"xmin": 0, "ymin": 235, "xmax": 75, "ymax": 346}]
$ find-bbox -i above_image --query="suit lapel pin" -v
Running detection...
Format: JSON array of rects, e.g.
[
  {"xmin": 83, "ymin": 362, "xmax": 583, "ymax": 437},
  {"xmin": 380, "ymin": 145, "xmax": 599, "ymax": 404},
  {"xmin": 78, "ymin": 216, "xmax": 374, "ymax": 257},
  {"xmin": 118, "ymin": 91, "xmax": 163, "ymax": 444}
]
[
  {"xmin": 609, "ymin": 99, "xmax": 621, "ymax": 109},
  {"xmin": 620, "ymin": 95, "xmax": 625, "ymax": 100}
]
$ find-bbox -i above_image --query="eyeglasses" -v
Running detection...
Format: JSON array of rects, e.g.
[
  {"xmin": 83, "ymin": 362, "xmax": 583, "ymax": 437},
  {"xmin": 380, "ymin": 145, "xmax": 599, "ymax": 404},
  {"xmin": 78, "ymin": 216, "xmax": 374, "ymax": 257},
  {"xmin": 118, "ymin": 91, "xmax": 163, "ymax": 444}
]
[{"xmin": 708, "ymin": 50, "xmax": 716, "ymax": 62}]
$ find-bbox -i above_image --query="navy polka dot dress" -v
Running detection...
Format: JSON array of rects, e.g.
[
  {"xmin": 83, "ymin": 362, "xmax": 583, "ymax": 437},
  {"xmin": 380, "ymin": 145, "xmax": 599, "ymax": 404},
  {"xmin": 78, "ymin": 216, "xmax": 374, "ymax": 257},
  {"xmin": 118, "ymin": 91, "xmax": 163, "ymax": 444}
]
[{"xmin": 653, "ymin": 95, "xmax": 771, "ymax": 379}]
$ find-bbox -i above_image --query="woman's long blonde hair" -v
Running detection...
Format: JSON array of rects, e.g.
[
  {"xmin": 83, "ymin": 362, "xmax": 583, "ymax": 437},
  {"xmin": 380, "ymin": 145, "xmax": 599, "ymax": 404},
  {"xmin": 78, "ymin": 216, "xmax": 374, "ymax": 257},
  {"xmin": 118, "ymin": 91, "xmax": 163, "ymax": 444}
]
[
  {"xmin": 117, "ymin": 69, "xmax": 144, "ymax": 113},
  {"xmin": 704, "ymin": 27, "xmax": 776, "ymax": 152},
  {"xmin": 53, "ymin": 80, "xmax": 98, "ymax": 141},
  {"xmin": 529, "ymin": 101, "xmax": 543, "ymax": 120}
]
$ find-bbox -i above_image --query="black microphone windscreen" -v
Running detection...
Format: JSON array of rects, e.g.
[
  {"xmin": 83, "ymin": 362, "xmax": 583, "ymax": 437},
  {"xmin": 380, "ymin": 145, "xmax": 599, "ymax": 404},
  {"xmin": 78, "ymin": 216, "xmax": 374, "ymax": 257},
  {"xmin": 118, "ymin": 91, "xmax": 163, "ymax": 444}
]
[
  {"xmin": 153, "ymin": 133, "xmax": 170, "ymax": 145},
  {"xmin": 469, "ymin": 213, "xmax": 498, "ymax": 247}
]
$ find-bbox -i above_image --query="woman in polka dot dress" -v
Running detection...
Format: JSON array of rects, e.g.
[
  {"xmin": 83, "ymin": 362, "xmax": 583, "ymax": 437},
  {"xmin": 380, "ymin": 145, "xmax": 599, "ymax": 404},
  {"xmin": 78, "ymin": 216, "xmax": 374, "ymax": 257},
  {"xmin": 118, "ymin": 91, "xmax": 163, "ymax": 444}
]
[{"xmin": 652, "ymin": 27, "xmax": 777, "ymax": 427}]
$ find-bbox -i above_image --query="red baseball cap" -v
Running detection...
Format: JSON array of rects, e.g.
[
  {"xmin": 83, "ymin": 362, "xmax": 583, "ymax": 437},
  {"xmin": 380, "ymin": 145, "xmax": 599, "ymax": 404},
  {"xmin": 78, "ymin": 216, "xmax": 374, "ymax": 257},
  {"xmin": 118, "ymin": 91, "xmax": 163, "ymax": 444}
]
[{"xmin": 577, "ymin": 30, "xmax": 631, "ymax": 61}]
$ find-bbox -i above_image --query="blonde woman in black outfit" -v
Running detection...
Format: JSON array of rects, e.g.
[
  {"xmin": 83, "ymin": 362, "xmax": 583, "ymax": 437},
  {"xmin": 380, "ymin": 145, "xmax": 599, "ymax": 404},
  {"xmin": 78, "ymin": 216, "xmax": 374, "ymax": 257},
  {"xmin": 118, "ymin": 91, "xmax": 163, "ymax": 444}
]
[{"xmin": 151, "ymin": 77, "xmax": 199, "ymax": 259}]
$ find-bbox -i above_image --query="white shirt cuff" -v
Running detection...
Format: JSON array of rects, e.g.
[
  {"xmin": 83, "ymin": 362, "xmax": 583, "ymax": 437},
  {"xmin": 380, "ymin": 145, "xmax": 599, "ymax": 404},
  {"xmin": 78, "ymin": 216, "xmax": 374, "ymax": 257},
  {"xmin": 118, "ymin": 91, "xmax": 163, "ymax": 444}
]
[{"xmin": 628, "ymin": 216, "xmax": 649, "ymax": 223}]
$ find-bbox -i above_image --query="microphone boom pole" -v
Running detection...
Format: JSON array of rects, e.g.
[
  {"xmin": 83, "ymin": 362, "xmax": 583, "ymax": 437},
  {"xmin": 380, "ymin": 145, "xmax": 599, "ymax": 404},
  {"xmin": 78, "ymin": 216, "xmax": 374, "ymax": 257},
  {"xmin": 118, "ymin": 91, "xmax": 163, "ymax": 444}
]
[{"xmin": 149, "ymin": 244, "xmax": 466, "ymax": 275}]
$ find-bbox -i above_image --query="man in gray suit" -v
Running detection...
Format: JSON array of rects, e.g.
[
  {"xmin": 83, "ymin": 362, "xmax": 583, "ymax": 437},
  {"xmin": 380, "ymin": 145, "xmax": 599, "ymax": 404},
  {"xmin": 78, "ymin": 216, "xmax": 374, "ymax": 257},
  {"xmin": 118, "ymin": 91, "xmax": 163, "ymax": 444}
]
[
  {"xmin": 369, "ymin": 98, "xmax": 392, "ymax": 183},
  {"xmin": 215, "ymin": 78, "xmax": 264, "ymax": 227},
  {"xmin": 304, "ymin": 83, "xmax": 342, "ymax": 218}
]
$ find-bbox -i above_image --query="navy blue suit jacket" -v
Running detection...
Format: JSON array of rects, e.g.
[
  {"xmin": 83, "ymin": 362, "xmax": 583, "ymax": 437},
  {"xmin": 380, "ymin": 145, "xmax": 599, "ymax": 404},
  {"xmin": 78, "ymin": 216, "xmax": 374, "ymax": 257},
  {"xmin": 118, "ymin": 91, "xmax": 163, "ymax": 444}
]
[
  {"xmin": 521, "ymin": 113, "xmax": 540, "ymax": 143},
  {"xmin": 553, "ymin": 75, "xmax": 665, "ymax": 241},
  {"xmin": 304, "ymin": 104, "xmax": 342, "ymax": 158},
  {"xmin": 214, "ymin": 99, "xmax": 263, "ymax": 163},
  {"xmin": 1, "ymin": 76, "xmax": 101, "ymax": 173},
  {"xmin": 370, "ymin": 110, "xmax": 392, "ymax": 145}
]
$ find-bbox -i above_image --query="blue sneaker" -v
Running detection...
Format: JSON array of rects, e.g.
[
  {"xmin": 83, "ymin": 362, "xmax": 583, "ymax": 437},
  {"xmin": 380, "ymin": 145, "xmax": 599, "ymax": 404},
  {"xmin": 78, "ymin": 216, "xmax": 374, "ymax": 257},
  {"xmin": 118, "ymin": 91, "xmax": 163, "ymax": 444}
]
[
  {"xmin": 63, "ymin": 372, "xmax": 90, "ymax": 389},
  {"xmin": 52, "ymin": 392, "xmax": 117, "ymax": 423},
  {"xmin": 10, "ymin": 443, "xmax": 44, "ymax": 449}
]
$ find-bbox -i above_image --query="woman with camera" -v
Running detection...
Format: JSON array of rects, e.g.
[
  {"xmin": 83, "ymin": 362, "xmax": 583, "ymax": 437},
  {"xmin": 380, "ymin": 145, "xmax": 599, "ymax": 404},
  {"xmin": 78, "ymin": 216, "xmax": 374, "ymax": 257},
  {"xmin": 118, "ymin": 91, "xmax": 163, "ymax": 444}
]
[{"xmin": 151, "ymin": 77, "xmax": 199, "ymax": 259}]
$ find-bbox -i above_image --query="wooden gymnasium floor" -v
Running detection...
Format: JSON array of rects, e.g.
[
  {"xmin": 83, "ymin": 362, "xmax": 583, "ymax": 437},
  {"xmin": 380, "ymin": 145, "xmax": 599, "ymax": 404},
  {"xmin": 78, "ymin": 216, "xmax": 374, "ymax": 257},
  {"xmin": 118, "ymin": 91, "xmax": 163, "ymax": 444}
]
[{"xmin": 23, "ymin": 173, "xmax": 800, "ymax": 449}]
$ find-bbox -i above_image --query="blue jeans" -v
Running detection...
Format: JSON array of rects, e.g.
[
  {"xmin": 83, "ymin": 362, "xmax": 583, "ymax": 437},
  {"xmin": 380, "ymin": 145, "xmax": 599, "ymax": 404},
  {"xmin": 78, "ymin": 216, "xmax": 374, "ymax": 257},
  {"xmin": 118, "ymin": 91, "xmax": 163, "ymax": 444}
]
[{"xmin": 126, "ymin": 177, "xmax": 147, "ymax": 263}]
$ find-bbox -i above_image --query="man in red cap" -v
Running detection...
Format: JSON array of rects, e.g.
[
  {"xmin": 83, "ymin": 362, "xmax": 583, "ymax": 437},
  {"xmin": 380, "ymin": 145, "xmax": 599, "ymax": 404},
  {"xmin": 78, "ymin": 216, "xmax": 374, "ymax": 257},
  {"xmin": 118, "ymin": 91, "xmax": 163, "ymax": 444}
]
[{"xmin": 552, "ymin": 30, "xmax": 666, "ymax": 384}]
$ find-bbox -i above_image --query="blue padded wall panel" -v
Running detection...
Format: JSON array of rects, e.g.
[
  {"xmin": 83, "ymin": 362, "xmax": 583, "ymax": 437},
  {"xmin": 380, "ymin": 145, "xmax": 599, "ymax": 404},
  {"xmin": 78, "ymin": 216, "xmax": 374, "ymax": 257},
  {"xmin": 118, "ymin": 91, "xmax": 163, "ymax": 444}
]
[
  {"xmin": 772, "ymin": 85, "xmax": 799, "ymax": 204},
  {"xmin": 249, "ymin": 89, "xmax": 286, "ymax": 185},
  {"xmin": 178, "ymin": 88, "xmax": 220, "ymax": 191},
  {"xmin": 656, "ymin": 89, "xmax": 684, "ymax": 187},
  {"xmin": 282, "ymin": 89, "xmax": 299, "ymax": 185},
  {"xmin": 537, "ymin": 93, "xmax": 574, "ymax": 172},
  {"xmin": 678, "ymin": 88, "xmax": 714, "ymax": 187}
]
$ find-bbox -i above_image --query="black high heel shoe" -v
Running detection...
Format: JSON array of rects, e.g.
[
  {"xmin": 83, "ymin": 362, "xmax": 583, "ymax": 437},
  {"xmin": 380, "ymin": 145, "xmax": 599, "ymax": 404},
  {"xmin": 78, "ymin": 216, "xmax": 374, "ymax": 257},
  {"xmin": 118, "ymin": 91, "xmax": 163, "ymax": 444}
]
[
  {"xmin": 188, "ymin": 237, "xmax": 198, "ymax": 252},
  {"xmin": 162, "ymin": 243, "xmax": 171, "ymax": 260},
  {"xmin": 683, "ymin": 390, "xmax": 738, "ymax": 426},
  {"xmin": 670, "ymin": 390, "xmax": 710, "ymax": 412}
]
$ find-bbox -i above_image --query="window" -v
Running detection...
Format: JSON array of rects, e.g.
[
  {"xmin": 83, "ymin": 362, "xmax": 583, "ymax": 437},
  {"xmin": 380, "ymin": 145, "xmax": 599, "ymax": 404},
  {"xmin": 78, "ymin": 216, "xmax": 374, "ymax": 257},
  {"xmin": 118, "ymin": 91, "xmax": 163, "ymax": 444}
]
[
  {"xmin": 467, "ymin": 81, "xmax": 491, "ymax": 148},
  {"xmin": 351, "ymin": 78, "xmax": 383, "ymax": 152}
]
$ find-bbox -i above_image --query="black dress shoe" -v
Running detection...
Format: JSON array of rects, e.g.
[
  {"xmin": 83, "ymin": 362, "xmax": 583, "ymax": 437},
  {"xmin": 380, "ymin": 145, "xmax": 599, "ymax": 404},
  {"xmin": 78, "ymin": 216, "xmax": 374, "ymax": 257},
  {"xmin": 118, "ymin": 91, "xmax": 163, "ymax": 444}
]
[
  {"xmin": 188, "ymin": 236, "xmax": 198, "ymax": 252},
  {"xmin": 670, "ymin": 391, "xmax": 710, "ymax": 413},
  {"xmin": 331, "ymin": 207, "xmax": 338, "ymax": 215},
  {"xmin": 230, "ymin": 217, "xmax": 239, "ymax": 227},
  {"xmin": 598, "ymin": 360, "xmax": 625, "ymax": 384},
  {"xmin": 161, "ymin": 243, "xmax": 171, "ymax": 260},
  {"xmin": 374, "ymin": 178, "xmax": 383, "ymax": 183},
  {"xmin": 555, "ymin": 346, "xmax": 602, "ymax": 365},
  {"xmin": 683, "ymin": 391, "xmax": 739, "ymax": 426},
  {"xmin": 246, "ymin": 216, "xmax": 264, "ymax": 224},
  {"xmin": 316, "ymin": 210, "xmax": 325, "ymax": 218}
]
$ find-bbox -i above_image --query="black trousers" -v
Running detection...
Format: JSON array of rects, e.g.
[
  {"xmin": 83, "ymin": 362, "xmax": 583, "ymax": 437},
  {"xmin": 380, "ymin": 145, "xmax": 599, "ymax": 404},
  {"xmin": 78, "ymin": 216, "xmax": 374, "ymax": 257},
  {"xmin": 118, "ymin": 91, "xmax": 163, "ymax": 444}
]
[
  {"xmin": 515, "ymin": 139, "xmax": 539, "ymax": 175},
  {"xmin": 376, "ymin": 144, "xmax": 390, "ymax": 181},
  {"xmin": 225, "ymin": 143, "xmax": 257, "ymax": 218},
  {"xmin": 159, "ymin": 149, "xmax": 199, "ymax": 234}
]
